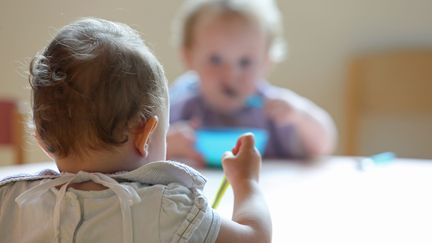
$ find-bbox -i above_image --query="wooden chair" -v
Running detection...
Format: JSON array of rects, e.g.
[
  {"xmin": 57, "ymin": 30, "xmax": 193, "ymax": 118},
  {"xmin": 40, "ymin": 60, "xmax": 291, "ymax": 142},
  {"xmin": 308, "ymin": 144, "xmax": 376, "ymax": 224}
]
[
  {"xmin": 344, "ymin": 49, "xmax": 432, "ymax": 158},
  {"xmin": 0, "ymin": 99, "xmax": 25, "ymax": 164}
]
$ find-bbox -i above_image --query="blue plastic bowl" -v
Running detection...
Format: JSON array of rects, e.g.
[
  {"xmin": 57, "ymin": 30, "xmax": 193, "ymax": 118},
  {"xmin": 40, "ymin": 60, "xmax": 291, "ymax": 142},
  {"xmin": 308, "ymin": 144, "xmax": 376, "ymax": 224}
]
[{"xmin": 195, "ymin": 127, "xmax": 269, "ymax": 168}]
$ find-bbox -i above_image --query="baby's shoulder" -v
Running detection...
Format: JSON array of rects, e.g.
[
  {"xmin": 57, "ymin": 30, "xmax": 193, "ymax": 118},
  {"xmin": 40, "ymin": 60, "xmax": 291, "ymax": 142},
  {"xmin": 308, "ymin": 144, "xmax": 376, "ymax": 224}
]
[
  {"xmin": 259, "ymin": 82, "xmax": 298, "ymax": 98},
  {"xmin": 170, "ymin": 72, "xmax": 200, "ymax": 103},
  {"xmin": 0, "ymin": 170, "xmax": 58, "ymax": 211},
  {"xmin": 128, "ymin": 161, "xmax": 220, "ymax": 242},
  {"xmin": 157, "ymin": 182, "xmax": 220, "ymax": 242},
  {"xmin": 159, "ymin": 181, "xmax": 207, "ymax": 211},
  {"xmin": 0, "ymin": 169, "xmax": 59, "ymax": 189}
]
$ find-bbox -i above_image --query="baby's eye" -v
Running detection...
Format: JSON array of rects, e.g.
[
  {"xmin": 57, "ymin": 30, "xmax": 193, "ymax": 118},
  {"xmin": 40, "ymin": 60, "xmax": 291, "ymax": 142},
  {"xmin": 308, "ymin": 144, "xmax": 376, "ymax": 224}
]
[
  {"xmin": 209, "ymin": 54, "xmax": 222, "ymax": 65},
  {"xmin": 239, "ymin": 57, "xmax": 252, "ymax": 68}
]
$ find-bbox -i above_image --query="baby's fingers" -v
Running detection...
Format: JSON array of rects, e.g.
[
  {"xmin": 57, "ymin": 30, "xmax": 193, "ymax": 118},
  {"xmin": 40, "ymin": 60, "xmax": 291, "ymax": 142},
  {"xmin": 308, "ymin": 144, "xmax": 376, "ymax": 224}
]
[
  {"xmin": 221, "ymin": 151, "xmax": 236, "ymax": 172},
  {"xmin": 237, "ymin": 133, "xmax": 256, "ymax": 153}
]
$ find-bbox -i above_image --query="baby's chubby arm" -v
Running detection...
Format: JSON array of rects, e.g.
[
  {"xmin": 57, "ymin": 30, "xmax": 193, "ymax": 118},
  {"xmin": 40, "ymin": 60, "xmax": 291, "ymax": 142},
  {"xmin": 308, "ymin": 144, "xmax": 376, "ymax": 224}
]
[
  {"xmin": 215, "ymin": 134, "xmax": 272, "ymax": 243},
  {"xmin": 264, "ymin": 88, "xmax": 337, "ymax": 157}
]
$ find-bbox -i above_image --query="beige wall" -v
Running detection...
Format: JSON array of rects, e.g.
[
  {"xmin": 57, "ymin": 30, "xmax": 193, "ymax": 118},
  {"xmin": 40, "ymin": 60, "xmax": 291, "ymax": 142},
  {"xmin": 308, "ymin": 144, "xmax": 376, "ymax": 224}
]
[{"xmin": 1, "ymin": 0, "xmax": 432, "ymax": 164}]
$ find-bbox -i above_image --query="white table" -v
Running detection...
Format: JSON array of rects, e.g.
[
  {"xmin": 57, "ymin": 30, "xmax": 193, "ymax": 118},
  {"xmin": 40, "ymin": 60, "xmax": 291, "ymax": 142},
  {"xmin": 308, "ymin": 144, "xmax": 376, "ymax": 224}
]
[{"xmin": 1, "ymin": 157, "xmax": 432, "ymax": 243}]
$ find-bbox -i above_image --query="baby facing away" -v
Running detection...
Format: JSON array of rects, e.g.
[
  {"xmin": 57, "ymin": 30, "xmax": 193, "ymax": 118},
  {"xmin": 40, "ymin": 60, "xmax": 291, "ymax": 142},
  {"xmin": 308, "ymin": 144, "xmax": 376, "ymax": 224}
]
[{"xmin": 0, "ymin": 18, "xmax": 271, "ymax": 243}]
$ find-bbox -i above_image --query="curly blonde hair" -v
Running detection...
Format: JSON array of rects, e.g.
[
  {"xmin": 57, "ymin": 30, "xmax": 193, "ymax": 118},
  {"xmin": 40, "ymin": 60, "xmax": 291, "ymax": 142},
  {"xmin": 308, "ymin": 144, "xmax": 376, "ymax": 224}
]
[{"xmin": 29, "ymin": 18, "xmax": 168, "ymax": 157}]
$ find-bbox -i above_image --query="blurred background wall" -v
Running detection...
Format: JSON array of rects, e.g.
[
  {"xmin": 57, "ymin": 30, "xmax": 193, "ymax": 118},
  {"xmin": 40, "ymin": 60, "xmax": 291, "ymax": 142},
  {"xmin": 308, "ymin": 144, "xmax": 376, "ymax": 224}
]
[{"xmin": 1, "ymin": 0, "xmax": 432, "ymax": 164}]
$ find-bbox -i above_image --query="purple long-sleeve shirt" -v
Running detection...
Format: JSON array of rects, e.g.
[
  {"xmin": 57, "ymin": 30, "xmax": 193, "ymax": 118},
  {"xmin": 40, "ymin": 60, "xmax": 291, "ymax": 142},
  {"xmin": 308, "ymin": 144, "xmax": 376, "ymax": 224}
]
[{"xmin": 169, "ymin": 72, "xmax": 306, "ymax": 159}]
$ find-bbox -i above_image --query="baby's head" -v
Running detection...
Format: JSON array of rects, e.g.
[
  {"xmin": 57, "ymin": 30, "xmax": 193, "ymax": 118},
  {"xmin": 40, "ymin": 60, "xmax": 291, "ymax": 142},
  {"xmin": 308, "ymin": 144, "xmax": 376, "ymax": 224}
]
[
  {"xmin": 173, "ymin": 0, "xmax": 285, "ymax": 112},
  {"xmin": 30, "ymin": 18, "xmax": 169, "ymax": 167}
]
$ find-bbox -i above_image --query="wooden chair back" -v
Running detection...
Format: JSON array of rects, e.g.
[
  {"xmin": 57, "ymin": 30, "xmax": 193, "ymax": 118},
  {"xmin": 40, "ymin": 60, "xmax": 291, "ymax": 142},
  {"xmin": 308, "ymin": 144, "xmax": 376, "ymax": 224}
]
[
  {"xmin": 345, "ymin": 49, "xmax": 432, "ymax": 158},
  {"xmin": 0, "ymin": 99, "xmax": 25, "ymax": 164}
]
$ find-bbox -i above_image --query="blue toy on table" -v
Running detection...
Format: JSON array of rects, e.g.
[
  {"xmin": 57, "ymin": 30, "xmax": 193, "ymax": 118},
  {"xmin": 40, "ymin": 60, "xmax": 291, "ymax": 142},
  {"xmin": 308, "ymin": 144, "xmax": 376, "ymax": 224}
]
[{"xmin": 195, "ymin": 127, "xmax": 268, "ymax": 168}]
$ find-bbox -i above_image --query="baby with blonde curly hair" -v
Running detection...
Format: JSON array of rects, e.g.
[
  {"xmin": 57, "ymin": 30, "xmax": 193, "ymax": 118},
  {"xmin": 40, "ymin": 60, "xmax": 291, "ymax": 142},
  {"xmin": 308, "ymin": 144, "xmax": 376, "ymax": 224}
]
[{"xmin": 168, "ymin": 0, "xmax": 337, "ymax": 167}]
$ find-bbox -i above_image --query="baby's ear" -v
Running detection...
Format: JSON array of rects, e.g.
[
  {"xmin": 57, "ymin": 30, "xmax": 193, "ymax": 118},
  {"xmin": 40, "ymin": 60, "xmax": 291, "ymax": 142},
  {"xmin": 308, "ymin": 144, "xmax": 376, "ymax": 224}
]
[{"xmin": 134, "ymin": 116, "xmax": 159, "ymax": 157}]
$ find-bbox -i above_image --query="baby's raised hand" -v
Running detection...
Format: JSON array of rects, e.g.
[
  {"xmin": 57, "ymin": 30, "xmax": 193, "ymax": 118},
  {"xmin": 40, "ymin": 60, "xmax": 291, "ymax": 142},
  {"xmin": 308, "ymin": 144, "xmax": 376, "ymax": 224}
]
[{"xmin": 222, "ymin": 133, "xmax": 262, "ymax": 187}]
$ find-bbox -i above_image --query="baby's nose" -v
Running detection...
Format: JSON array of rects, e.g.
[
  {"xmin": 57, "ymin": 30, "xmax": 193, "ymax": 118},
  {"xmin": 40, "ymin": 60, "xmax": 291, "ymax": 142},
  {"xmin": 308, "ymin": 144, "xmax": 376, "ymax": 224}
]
[{"xmin": 220, "ymin": 63, "xmax": 239, "ymax": 81}]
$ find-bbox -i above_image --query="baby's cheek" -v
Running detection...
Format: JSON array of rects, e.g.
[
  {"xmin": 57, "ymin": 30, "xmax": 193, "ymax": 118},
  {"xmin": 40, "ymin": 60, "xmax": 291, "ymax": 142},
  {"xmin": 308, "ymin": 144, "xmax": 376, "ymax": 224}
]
[{"xmin": 200, "ymin": 80, "xmax": 218, "ymax": 96}]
